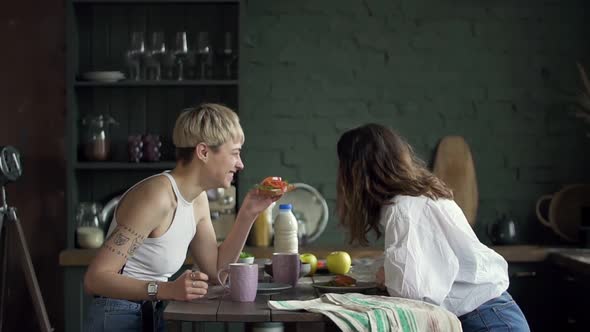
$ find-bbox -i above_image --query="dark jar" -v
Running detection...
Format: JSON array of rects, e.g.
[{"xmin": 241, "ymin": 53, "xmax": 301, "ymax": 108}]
[{"xmin": 82, "ymin": 114, "xmax": 118, "ymax": 161}]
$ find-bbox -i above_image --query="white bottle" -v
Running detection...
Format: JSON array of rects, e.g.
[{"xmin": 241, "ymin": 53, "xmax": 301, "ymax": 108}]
[{"xmin": 273, "ymin": 204, "xmax": 298, "ymax": 253}]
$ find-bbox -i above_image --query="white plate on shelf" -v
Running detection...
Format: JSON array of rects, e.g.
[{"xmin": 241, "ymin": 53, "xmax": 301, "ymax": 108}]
[{"xmin": 82, "ymin": 71, "xmax": 125, "ymax": 82}]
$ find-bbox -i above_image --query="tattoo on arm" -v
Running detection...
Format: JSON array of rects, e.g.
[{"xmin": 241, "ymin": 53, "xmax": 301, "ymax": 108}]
[
  {"xmin": 105, "ymin": 228, "xmax": 119, "ymax": 242},
  {"xmin": 114, "ymin": 233, "xmax": 130, "ymax": 246},
  {"xmin": 103, "ymin": 224, "xmax": 147, "ymax": 259},
  {"xmin": 103, "ymin": 243, "xmax": 129, "ymax": 259},
  {"xmin": 128, "ymin": 237, "xmax": 143, "ymax": 256}
]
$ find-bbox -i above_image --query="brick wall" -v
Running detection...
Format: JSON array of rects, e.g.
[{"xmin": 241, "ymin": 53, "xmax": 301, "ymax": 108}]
[{"xmin": 238, "ymin": 0, "xmax": 590, "ymax": 246}]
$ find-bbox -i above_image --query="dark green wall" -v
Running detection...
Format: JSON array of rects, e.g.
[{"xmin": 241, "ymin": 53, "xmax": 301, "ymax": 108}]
[{"xmin": 238, "ymin": 0, "xmax": 590, "ymax": 245}]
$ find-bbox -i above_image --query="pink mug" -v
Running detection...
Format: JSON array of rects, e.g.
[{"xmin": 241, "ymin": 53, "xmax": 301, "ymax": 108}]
[
  {"xmin": 217, "ymin": 263, "xmax": 258, "ymax": 302},
  {"xmin": 272, "ymin": 252, "xmax": 300, "ymax": 287}
]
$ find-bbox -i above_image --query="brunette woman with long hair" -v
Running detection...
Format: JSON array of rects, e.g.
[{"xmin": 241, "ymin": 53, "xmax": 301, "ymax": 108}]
[{"xmin": 336, "ymin": 124, "xmax": 530, "ymax": 332}]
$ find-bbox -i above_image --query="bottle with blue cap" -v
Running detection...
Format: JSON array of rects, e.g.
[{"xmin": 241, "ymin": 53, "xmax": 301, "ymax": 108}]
[{"xmin": 273, "ymin": 203, "xmax": 298, "ymax": 253}]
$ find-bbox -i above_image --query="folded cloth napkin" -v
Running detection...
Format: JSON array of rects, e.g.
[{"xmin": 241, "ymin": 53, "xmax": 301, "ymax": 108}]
[{"xmin": 268, "ymin": 293, "xmax": 462, "ymax": 332}]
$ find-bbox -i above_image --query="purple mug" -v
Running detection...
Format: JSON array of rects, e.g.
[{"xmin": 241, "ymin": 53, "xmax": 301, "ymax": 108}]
[
  {"xmin": 272, "ymin": 252, "xmax": 300, "ymax": 287},
  {"xmin": 217, "ymin": 263, "xmax": 258, "ymax": 302}
]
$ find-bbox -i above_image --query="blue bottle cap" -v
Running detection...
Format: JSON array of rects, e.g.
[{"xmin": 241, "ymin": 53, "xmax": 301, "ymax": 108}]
[{"xmin": 279, "ymin": 204, "xmax": 292, "ymax": 210}]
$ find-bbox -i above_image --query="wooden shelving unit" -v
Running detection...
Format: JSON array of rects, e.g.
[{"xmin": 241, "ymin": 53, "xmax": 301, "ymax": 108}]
[{"xmin": 64, "ymin": 1, "xmax": 241, "ymax": 330}]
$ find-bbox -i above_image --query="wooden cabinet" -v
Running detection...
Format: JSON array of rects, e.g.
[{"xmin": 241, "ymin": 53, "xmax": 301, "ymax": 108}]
[
  {"xmin": 507, "ymin": 262, "xmax": 564, "ymax": 332},
  {"xmin": 64, "ymin": 1, "xmax": 240, "ymax": 330},
  {"xmin": 66, "ymin": 0, "xmax": 240, "ymax": 247},
  {"xmin": 552, "ymin": 266, "xmax": 590, "ymax": 331}
]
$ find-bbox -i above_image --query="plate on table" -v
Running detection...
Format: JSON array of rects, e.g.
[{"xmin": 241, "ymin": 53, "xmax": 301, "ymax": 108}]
[
  {"xmin": 311, "ymin": 282, "xmax": 378, "ymax": 294},
  {"xmin": 257, "ymin": 282, "xmax": 292, "ymax": 295}
]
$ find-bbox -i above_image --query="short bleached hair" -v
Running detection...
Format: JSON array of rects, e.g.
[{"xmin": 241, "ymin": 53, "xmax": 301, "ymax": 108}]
[{"xmin": 173, "ymin": 103, "xmax": 244, "ymax": 162}]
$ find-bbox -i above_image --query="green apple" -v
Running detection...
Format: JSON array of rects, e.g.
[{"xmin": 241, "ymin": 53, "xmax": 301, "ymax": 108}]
[
  {"xmin": 326, "ymin": 251, "xmax": 351, "ymax": 275},
  {"xmin": 300, "ymin": 253, "xmax": 318, "ymax": 276}
]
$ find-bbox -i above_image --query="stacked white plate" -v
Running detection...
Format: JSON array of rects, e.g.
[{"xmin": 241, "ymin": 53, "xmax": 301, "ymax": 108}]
[{"xmin": 81, "ymin": 71, "xmax": 125, "ymax": 82}]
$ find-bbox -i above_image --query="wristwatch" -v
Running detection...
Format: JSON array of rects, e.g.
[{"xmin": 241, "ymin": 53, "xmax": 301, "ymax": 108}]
[{"xmin": 147, "ymin": 281, "xmax": 159, "ymax": 301}]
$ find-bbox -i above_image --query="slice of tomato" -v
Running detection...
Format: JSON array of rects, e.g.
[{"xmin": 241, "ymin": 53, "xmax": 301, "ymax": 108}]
[
  {"xmin": 261, "ymin": 176, "xmax": 282, "ymax": 187},
  {"xmin": 261, "ymin": 177, "xmax": 289, "ymax": 191}
]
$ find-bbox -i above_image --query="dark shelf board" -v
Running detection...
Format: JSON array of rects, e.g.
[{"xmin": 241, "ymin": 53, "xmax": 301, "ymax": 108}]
[
  {"xmin": 75, "ymin": 80, "xmax": 238, "ymax": 87},
  {"xmin": 75, "ymin": 162, "xmax": 176, "ymax": 170},
  {"xmin": 72, "ymin": 0, "xmax": 239, "ymax": 3}
]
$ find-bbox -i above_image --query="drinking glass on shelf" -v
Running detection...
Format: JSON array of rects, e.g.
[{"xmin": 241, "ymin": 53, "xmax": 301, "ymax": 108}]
[
  {"xmin": 197, "ymin": 31, "xmax": 213, "ymax": 79},
  {"xmin": 145, "ymin": 32, "xmax": 166, "ymax": 81},
  {"xmin": 125, "ymin": 32, "xmax": 145, "ymax": 81},
  {"xmin": 173, "ymin": 31, "xmax": 189, "ymax": 80},
  {"xmin": 161, "ymin": 50, "xmax": 176, "ymax": 80},
  {"xmin": 220, "ymin": 32, "xmax": 237, "ymax": 79}
]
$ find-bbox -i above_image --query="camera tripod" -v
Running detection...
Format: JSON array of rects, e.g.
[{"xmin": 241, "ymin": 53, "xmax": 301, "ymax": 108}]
[{"xmin": 0, "ymin": 146, "xmax": 52, "ymax": 332}]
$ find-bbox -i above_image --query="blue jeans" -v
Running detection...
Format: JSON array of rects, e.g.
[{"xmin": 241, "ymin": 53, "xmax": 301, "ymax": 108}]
[
  {"xmin": 84, "ymin": 297, "xmax": 165, "ymax": 332},
  {"xmin": 459, "ymin": 292, "xmax": 530, "ymax": 332}
]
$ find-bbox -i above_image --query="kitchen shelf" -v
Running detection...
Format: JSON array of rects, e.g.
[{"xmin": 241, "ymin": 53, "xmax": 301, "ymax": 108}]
[
  {"xmin": 75, "ymin": 161, "xmax": 176, "ymax": 170},
  {"xmin": 75, "ymin": 80, "xmax": 238, "ymax": 87},
  {"xmin": 65, "ymin": 0, "xmax": 240, "ymax": 328}
]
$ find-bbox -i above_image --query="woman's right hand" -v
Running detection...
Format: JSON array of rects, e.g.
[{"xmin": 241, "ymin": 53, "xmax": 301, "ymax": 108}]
[{"xmin": 166, "ymin": 270, "xmax": 209, "ymax": 301}]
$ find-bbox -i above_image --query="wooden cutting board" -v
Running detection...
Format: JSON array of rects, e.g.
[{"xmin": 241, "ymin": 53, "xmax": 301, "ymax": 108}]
[{"xmin": 433, "ymin": 136, "xmax": 479, "ymax": 227}]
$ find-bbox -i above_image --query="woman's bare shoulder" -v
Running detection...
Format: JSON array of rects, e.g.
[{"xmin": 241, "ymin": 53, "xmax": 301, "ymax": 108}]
[{"xmin": 119, "ymin": 175, "xmax": 175, "ymax": 212}]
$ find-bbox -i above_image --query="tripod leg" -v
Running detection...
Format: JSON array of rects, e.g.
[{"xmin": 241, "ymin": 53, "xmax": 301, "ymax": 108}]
[
  {"xmin": 0, "ymin": 222, "xmax": 7, "ymax": 332},
  {"xmin": 10, "ymin": 211, "xmax": 53, "ymax": 332}
]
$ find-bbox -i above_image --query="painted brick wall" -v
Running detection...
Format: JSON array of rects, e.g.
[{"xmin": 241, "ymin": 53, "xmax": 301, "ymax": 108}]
[{"xmin": 238, "ymin": 0, "xmax": 590, "ymax": 246}]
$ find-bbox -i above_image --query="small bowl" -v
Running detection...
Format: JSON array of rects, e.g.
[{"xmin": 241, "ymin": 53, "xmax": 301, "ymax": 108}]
[
  {"xmin": 238, "ymin": 256, "xmax": 255, "ymax": 264},
  {"xmin": 265, "ymin": 262, "xmax": 311, "ymax": 277},
  {"xmin": 300, "ymin": 263, "xmax": 311, "ymax": 277},
  {"xmin": 264, "ymin": 262, "xmax": 273, "ymax": 276}
]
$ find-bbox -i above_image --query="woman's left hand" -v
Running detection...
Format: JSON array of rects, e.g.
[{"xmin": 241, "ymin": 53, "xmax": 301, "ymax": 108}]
[{"xmin": 240, "ymin": 189, "xmax": 282, "ymax": 218}]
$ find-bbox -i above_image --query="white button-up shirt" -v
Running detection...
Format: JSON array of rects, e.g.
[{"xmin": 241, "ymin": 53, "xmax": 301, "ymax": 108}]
[{"xmin": 381, "ymin": 195, "xmax": 509, "ymax": 316}]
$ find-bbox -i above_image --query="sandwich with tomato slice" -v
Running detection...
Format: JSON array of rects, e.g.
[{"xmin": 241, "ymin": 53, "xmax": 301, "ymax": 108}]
[{"xmin": 254, "ymin": 176, "xmax": 295, "ymax": 197}]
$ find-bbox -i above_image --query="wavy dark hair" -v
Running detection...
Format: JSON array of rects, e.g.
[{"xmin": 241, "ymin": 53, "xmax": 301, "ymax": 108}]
[{"xmin": 336, "ymin": 123, "xmax": 453, "ymax": 246}]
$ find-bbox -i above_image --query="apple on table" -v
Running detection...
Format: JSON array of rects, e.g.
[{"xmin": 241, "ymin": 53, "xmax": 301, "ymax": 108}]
[
  {"xmin": 326, "ymin": 251, "xmax": 351, "ymax": 275},
  {"xmin": 300, "ymin": 253, "xmax": 318, "ymax": 276}
]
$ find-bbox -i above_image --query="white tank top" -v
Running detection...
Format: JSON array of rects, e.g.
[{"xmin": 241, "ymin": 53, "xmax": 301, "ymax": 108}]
[{"xmin": 106, "ymin": 171, "xmax": 197, "ymax": 282}]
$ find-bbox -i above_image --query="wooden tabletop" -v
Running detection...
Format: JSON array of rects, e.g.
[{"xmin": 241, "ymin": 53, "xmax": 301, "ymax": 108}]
[
  {"xmin": 60, "ymin": 245, "xmax": 552, "ymax": 266},
  {"xmin": 164, "ymin": 276, "xmax": 335, "ymax": 323}
]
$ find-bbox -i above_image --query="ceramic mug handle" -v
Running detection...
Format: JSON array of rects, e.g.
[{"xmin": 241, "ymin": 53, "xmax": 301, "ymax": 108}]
[
  {"xmin": 217, "ymin": 267, "xmax": 230, "ymax": 291},
  {"xmin": 535, "ymin": 195, "xmax": 553, "ymax": 228}
]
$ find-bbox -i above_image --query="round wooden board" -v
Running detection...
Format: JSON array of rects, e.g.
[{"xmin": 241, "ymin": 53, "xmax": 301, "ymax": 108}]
[
  {"xmin": 433, "ymin": 136, "xmax": 479, "ymax": 227},
  {"xmin": 547, "ymin": 184, "xmax": 590, "ymax": 242}
]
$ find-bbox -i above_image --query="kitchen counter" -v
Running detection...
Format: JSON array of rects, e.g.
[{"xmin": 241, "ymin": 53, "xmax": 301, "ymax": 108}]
[
  {"xmin": 59, "ymin": 245, "xmax": 551, "ymax": 267},
  {"xmin": 548, "ymin": 249, "xmax": 590, "ymax": 276}
]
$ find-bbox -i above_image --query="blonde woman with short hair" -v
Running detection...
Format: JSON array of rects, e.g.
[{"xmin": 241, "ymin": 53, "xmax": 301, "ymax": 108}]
[{"xmin": 84, "ymin": 103, "xmax": 279, "ymax": 332}]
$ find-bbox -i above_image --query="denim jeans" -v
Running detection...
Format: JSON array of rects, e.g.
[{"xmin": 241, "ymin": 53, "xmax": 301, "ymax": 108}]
[
  {"xmin": 84, "ymin": 297, "xmax": 165, "ymax": 332},
  {"xmin": 459, "ymin": 292, "xmax": 530, "ymax": 332}
]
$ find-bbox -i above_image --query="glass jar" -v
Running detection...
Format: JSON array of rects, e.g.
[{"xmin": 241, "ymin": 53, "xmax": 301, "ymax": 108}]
[
  {"xmin": 76, "ymin": 202, "xmax": 104, "ymax": 249},
  {"xmin": 82, "ymin": 114, "xmax": 118, "ymax": 161}
]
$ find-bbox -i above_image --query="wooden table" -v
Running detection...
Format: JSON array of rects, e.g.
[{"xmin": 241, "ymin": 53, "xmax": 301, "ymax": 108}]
[{"xmin": 164, "ymin": 276, "xmax": 343, "ymax": 330}]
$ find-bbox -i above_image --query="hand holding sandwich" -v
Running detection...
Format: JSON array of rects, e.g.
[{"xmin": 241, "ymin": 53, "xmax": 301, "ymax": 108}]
[
  {"xmin": 254, "ymin": 176, "xmax": 295, "ymax": 197},
  {"xmin": 239, "ymin": 176, "xmax": 293, "ymax": 220}
]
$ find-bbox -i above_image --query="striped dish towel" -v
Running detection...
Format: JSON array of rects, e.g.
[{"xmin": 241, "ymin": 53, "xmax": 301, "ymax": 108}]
[{"xmin": 268, "ymin": 293, "xmax": 462, "ymax": 332}]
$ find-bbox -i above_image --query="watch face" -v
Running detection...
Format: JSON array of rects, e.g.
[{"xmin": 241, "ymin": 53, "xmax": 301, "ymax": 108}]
[{"xmin": 148, "ymin": 282, "xmax": 158, "ymax": 294}]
